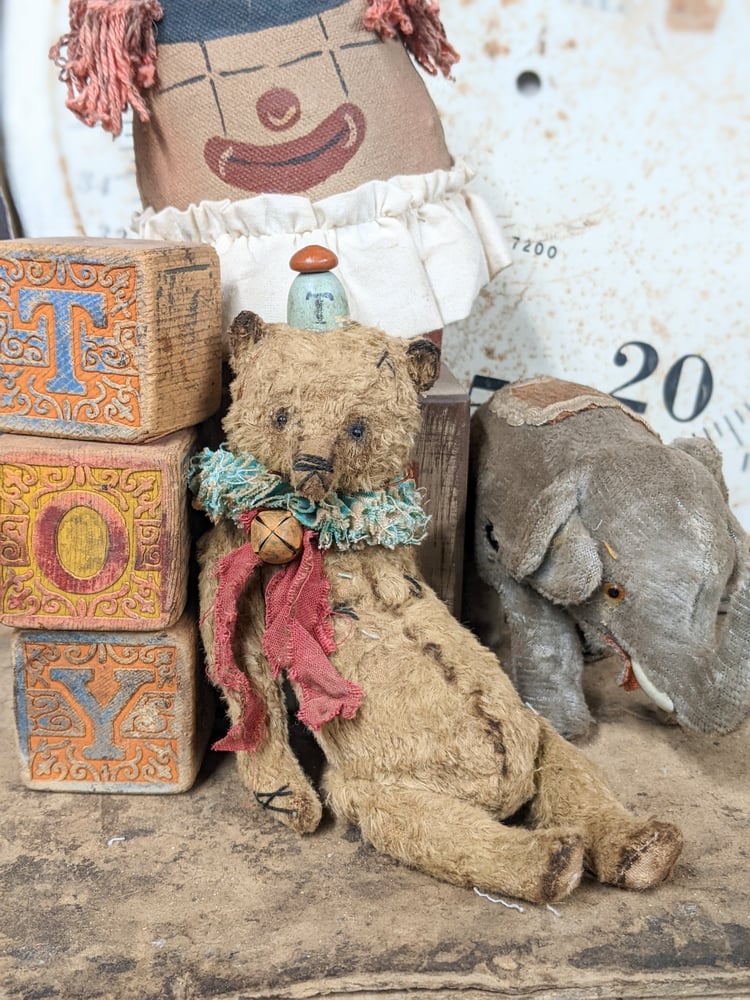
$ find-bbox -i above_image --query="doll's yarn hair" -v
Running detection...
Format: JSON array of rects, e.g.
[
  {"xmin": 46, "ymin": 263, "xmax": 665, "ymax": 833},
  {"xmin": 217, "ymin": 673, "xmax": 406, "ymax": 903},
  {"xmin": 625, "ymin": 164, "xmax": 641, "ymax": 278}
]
[
  {"xmin": 364, "ymin": 0, "xmax": 459, "ymax": 77},
  {"xmin": 50, "ymin": 0, "xmax": 163, "ymax": 136},
  {"xmin": 50, "ymin": 0, "xmax": 459, "ymax": 137}
]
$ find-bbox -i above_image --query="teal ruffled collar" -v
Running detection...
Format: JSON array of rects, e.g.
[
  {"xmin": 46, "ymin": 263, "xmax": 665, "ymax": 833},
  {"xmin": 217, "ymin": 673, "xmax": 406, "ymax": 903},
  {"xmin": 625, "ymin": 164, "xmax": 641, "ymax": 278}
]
[{"xmin": 188, "ymin": 446, "xmax": 429, "ymax": 551}]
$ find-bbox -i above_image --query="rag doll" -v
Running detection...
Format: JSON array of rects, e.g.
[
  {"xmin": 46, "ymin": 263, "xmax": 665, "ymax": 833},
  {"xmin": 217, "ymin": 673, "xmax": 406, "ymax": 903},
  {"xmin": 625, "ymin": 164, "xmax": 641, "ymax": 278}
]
[{"xmin": 51, "ymin": 0, "xmax": 509, "ymax": 337}]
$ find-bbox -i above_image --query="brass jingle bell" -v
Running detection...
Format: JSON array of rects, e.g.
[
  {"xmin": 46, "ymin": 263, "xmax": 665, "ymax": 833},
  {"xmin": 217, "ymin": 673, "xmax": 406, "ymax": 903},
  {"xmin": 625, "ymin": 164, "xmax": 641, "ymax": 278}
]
[{"xmin": 250, "ymin": 510, "xmax": 304, "ymax": 565}]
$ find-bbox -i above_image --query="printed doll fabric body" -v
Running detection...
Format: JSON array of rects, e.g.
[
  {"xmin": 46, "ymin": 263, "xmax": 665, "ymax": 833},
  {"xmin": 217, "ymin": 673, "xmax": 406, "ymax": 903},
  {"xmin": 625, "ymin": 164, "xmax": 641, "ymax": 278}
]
[{"xmin": 130, "ymin": 0, "xmax": 510, "ymax": 336}]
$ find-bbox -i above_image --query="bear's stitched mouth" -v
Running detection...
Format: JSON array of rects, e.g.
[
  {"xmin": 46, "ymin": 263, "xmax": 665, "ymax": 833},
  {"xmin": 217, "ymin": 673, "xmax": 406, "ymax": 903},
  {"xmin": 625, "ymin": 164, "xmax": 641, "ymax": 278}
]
[
  {"xmin": 291, "ymin": 453, "xmax": 334, "ymax": 501},
  {"xmin": 204, "ymin": 103, "xmax": 366, "ymax": 195}
]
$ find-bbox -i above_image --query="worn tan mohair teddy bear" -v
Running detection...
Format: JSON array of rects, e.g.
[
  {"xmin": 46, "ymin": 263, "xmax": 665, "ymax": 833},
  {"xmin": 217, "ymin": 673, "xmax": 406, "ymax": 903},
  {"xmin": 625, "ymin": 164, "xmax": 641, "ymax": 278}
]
[{"xmin": 190, "ymin": 313, "xmax": 683, "ymax": 904}]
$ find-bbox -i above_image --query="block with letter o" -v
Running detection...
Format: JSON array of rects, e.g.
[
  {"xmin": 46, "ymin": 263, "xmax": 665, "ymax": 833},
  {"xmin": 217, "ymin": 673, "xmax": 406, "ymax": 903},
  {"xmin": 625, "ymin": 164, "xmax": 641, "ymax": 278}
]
[{"xmin": 0, "ymin": 430, "xmax": 194, "ymax": 629}]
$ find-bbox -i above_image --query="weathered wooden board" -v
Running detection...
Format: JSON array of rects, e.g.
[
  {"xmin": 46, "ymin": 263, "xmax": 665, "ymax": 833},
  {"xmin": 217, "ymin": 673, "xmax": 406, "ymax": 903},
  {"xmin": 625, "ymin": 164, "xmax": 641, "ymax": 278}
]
[
  {"xmin": 12, "ymin": 612, "xmax": 213, "ymax": 793},
  {"xmin": 0, "ymin": 238, "xmax": 222, "ymax": 442},
  {"xmin": 414, "ymin": 364, "xmax": 470, "ymax": 616},
  {"xmin": 0, "ymin": 430, "xmax": 195, "ymax": 630}
]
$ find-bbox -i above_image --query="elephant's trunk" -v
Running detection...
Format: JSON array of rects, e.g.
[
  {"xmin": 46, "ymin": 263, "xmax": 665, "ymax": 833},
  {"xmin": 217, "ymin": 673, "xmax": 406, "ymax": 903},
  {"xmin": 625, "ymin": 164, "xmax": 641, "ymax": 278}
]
[{"xmin": 670, "ymin": 572, "xmax": 750, "ymax": 734}]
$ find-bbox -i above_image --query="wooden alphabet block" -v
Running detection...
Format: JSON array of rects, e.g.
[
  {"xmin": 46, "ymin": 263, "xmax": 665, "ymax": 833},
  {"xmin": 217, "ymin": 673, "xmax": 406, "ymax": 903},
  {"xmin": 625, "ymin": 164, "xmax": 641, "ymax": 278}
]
[
  {"xmin": 0, "ymin": 430, "xmax": 194, "ymax": 630},
  {"xmin": 12, "ymin": 614, "xmax": 213, "ymax": 793},
  {"xmin": 0, "ymin": 238, "xmax": 222, "ymax": 442}
]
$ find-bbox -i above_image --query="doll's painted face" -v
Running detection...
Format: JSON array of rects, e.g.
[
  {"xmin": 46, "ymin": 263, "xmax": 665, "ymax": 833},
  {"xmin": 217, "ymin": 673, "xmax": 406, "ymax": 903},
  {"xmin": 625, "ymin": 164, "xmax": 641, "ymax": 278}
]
[{"xmin": 136, "ymin": 0, "xmax": 450, "ymax": 210}]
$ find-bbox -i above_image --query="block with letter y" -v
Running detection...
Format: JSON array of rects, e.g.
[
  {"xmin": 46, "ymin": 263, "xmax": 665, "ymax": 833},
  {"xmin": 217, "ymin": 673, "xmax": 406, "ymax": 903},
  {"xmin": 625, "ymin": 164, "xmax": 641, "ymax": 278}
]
[{"xmin": 12, "ymin": 614, "xmax": 212, "ymax": 792}]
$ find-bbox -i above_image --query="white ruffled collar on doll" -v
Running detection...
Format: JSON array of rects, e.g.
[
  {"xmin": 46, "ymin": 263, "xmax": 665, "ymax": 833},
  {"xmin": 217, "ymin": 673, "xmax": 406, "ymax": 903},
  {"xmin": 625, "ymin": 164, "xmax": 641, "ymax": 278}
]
[{"xmin": 133, "ymin": 161, "xmax": 510, "ymax": 340}]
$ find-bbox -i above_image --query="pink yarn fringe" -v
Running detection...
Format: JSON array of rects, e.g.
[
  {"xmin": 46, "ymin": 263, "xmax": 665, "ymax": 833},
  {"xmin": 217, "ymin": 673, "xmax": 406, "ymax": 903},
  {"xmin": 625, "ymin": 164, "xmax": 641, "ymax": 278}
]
[
  {"xmin": 364, "ymin": 0, "xmax": 459, "ymax": 77},
  {"xmin": 49, "ymin": 0, "xmax": 163, "ymax": 136}
]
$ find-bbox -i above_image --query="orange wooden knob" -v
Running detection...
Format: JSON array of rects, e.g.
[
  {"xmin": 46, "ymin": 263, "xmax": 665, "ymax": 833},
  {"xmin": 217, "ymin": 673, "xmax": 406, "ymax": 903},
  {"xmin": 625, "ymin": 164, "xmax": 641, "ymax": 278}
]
[
  {"xmin": 289, "ymin": 245, "xmax": 338, "ymax": 273},
  {"xmin": 250, "ymin": 510, "xmax": 304, "ymax": 564}
]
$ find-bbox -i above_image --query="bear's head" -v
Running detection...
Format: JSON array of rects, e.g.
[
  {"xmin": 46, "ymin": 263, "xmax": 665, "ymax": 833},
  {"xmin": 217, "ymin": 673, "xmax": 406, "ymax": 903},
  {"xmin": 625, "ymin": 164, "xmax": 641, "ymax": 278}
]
[{"xmin": 222, "ymin": 312, "xmax": 440, "ymax": 501}]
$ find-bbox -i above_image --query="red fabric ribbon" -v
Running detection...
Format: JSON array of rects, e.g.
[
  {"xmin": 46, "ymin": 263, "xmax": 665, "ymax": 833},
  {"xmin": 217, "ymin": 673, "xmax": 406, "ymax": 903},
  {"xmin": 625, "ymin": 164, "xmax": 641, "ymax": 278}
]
[{"xmin": 211, "ymin": 512, "xmax": 364, "ymax": 753}]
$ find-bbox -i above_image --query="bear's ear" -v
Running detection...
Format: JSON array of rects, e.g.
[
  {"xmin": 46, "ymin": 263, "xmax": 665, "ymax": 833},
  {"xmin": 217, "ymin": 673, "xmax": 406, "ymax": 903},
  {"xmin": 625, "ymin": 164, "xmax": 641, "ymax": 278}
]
[
  {"xmin": 228, "ymin": 310, "xmax": 268, "ymax": 359},
  {"xmin": 405, "ymin": 338, "xmax": 441, "ymax": 394}
]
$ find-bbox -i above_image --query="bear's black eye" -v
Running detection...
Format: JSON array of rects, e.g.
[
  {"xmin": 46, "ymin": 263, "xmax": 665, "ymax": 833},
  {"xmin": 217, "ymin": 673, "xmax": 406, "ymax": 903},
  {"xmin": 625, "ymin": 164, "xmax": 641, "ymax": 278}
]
[
  {"xmin": 273, "ymin": 408, "xmax": 289, "ymax": 430},
  {"xmin": 348, "ymin": 419, "xmax": 367, "ymax": 441}
]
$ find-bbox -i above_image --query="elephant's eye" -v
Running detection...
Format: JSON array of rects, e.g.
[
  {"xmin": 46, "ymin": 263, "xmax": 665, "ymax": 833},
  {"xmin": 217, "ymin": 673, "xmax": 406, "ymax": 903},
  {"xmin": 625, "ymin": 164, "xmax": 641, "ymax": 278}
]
[
  {"xmin": 603, "ymin": 582, "xmax": 626, "ymax": 603},
  {"xmin": 273, "ymin": 408, "xmax": 289, "ymax": 430},
  {"xmin": 485, "ymin": 522, "xmax": 499, "ymax": 552}
]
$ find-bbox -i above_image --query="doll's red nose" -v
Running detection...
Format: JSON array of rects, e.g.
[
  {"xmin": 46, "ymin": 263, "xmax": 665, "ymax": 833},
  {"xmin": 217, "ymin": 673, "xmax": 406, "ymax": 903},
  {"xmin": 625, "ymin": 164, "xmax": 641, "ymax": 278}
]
[{"xmin": 256, "ymin": 88, "xmax": 302, "ymax": 132}]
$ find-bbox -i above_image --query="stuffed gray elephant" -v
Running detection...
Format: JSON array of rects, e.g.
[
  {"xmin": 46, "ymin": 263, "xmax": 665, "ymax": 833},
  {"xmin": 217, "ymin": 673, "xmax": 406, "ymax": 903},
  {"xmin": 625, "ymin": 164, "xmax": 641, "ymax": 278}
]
[{"xmin": 470, "ymin": 375, "xmax": 750, "ymax": 739}]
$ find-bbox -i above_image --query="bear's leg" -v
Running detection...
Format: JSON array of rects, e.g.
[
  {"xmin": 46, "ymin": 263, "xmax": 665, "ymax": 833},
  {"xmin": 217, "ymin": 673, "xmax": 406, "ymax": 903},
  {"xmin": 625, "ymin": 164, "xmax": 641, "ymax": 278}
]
[
  {"xmin": 198, "ymin": 528, "xmax": 323, "ymax": 834},
  {"xmin": 527, "ymin": 719, "xmax": 683, "ymax": 890},
  {"xmin": 325, "ymin": 772, "xmax": 584, "ymax": 903}
]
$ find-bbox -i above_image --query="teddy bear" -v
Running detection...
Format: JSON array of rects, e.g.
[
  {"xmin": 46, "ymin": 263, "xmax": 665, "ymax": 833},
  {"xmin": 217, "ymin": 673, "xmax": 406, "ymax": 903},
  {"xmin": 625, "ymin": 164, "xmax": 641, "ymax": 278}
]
[
  {"xmin": 191, "ymin": 312, "xmax": 682, "ymax": 902},
  {"xmin": 189, "ymin": 313, "xmax": 684, "ymax": 905}
]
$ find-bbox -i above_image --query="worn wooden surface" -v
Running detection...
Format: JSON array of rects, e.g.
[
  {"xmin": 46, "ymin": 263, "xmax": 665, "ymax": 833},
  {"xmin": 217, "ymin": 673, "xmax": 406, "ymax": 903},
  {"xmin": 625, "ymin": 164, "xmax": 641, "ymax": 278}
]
[
  {"xmin": 414, "ymin": 365, "xmax": 470, "ymax": 616},
  {"xmin": 11, "ymin": 613, "xmax": 212, "ymax": 794},
  {"xmin": 0, "ymin": 621, "xmax": 748, "ymax": 998},
  {"xmin": 0, "ymin": 430, "xmax": 195, "ymax": 630},
  {"xmin": 0, "ymin": 238, "xmax": 222, "ymax": 442}
]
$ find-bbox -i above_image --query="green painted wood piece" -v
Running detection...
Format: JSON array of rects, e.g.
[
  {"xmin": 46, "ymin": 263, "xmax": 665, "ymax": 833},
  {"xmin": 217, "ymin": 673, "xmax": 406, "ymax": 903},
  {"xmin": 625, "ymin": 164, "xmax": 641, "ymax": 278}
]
[{"xmin": 287, "ymin": 244, "xmax": 349, "ymax": 331}]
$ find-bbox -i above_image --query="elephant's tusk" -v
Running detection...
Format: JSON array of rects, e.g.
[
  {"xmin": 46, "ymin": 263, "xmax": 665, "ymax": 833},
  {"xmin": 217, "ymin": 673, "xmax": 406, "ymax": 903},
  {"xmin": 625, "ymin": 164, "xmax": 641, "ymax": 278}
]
[
  {"xmin": 630, "ymin": 658, "xmax": 675, "ymax": 714},
  {"xmin": 603, "ymin": 632, "xmax": 676, "ymax": 715}
]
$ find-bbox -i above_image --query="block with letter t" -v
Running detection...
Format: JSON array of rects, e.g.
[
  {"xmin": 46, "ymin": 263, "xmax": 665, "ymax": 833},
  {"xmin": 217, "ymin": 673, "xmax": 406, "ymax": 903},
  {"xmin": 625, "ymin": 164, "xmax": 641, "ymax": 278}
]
[
  {"xmin": 0, "ymin": 430, "xmax": 195, "ymax": 630},
  {"xmin": 12, "ymin": 614, "xmax": 213, "ymax": 792},
  {"xmin": 0, "ymin": 238, "xmax": 222, "ymax": 442}
]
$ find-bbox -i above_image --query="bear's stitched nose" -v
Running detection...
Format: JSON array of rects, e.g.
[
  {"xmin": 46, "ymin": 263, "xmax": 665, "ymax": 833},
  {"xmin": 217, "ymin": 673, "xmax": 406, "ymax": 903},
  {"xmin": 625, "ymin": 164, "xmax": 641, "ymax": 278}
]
[{"xmin": 292, "ymin": 454, "xmax": 334, "ymax": 501}]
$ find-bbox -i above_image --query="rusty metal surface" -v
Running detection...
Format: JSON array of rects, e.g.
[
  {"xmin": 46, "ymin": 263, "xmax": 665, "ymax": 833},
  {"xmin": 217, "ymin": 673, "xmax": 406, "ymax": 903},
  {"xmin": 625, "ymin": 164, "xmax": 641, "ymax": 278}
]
[
  {"xmin": 428, "ymin": 0, "xmax": 750, "ymax": 525},
  {"xmin": 1, "ymin": 624, "xmax": 749, "ymax": 999}
]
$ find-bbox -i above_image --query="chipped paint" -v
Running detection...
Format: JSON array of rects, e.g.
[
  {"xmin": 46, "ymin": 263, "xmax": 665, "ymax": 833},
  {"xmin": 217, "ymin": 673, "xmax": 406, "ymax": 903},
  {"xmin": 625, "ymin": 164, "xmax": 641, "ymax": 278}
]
[{"xmin": 484, "ymin": 39, "xmax": 511, "ymax": 58}]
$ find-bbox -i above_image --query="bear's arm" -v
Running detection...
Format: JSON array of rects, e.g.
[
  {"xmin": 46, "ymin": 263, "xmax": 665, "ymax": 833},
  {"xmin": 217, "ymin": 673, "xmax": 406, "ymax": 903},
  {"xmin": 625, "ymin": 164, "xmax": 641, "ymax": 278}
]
[{"xmin": 197, "ymin": 523, "xmax": 323, "ymax": 834}]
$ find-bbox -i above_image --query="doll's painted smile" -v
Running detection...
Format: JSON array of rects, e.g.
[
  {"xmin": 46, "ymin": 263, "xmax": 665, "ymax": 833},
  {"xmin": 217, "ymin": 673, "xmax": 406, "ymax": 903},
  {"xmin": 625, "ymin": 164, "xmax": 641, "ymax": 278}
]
[{"xmin": 204, "ymin": 103, "xmax": 366, "ymax": 194}]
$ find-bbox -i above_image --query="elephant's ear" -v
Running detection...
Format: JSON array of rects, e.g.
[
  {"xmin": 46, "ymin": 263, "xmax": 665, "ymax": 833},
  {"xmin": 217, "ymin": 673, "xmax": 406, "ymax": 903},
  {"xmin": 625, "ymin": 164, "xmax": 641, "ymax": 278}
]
[
  {"xmin": 509, "ymin": 470, "xmax": 603, "ymax": 606},
  {"xmin": 671, "ymin": 437, "xmax": 729, "ymax": 501},
  {"xmin": 670, "ymin": 437, "xmax": 749, "ymax": 581}
]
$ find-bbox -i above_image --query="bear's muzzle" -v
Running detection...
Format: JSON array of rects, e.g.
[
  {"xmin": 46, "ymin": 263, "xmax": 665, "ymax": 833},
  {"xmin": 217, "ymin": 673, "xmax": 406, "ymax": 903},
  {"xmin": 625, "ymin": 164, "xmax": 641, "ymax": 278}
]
[{"xmin": 291, "ymin": 453, "xmax": 334, "ymax": 501}]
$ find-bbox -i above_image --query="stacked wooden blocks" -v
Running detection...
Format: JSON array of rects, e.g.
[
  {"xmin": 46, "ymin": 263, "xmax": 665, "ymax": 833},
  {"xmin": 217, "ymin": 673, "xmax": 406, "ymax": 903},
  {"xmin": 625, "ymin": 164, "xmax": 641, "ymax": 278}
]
[{"xmin": 0, "ymin": 239, "xmax": 222, "ymax": 792}]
